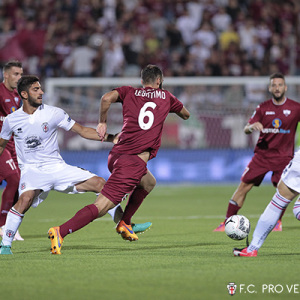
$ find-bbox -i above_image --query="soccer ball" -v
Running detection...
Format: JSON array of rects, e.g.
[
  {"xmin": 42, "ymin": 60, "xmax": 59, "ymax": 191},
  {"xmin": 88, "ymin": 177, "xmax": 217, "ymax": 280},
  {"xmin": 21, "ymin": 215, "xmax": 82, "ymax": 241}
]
[{"xmin": 225, "ymin": 215, "xmax": 250, "ymax": 240}]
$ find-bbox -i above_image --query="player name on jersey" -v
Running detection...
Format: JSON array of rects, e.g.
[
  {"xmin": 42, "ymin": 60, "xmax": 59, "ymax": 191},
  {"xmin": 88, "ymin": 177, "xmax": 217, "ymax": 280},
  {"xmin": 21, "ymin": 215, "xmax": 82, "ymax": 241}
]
[{"xmin": 134, "ymin": 89, "xmax": 166, "ymax": 99}]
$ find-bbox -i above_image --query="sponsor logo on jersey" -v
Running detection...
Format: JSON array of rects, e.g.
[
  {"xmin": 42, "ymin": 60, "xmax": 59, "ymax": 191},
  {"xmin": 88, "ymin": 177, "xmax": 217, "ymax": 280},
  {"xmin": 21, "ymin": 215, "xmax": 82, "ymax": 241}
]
[
  {"xmin": 262, "ymin": 128, "xmax": 290, "ymax": 134},
  {"xmin": 25, "ymin": 136, "xmax": 42, "ymax": 149},
  {"xmin": 0, "ymin": 116, "xmax": 5, "ymax": 121},
  {"xmin": 17, "ymin": 128, "xmax": 22, "ymax": 133},
  {"xmin": 272, "ymin": 118, "xmax": 282, "ymax": 128},
  {"xmin": 42, "ymin": 122, "xmax": 49, "ymax": 132},
  {"xmin": 10, "ymin": 106, "xmax": 17, "ymax": 113},
  {"xmin": 5, "ymin": 98, "xmax": 11, "ymax": 102},
  {"xmin": 21, "ymin": 183, "xmax": 26, "ymax": 190},
  {"xmin": 67, "ymin": 116, "xmax": 71, "ymax": 122},
  {"xmin": 261, "ymin": 118, "xmax": 290, "ymax": 134},
  {"xmin": 283, "ymin": 109, "xmax": 291, "ymax": 116},
  {"xmin": 265, "ymin": 111, "xmax": 275, "ymax": 115}
]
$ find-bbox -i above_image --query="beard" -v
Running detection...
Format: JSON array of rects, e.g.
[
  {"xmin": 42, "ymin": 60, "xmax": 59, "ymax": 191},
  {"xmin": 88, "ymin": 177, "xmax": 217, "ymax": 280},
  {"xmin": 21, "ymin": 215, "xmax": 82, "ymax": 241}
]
[
  {"xmin": 272, "ymin": 92, "xmax": 284, "ymax": 102},
  {"xmin": 28, "ymin": 95, "xmax": 42, "ymax": 108}
]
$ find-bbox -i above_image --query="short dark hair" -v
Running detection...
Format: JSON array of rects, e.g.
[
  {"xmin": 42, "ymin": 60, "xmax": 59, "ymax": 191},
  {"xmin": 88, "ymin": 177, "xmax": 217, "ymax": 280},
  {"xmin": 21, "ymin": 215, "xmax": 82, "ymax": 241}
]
[
  {"xmin": 3, "ymin": 60, "xmax": 22, "ymax": 72},
  {"xmin": 141, "ymin": 64, "xmax": 163, "ymax": 85},
  {"xmin": 269, "ymin": 72, "xmax": 285, "ymax": 81},
  {"xmin": 17, "ymin": 75, "xmax": 39, "ymax": 99}
]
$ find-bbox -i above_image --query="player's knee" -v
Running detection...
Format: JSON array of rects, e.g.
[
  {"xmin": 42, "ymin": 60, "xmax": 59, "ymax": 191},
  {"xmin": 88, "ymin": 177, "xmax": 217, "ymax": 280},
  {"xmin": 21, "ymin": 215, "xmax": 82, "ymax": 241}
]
[
  {"xmin": 15, "ymin": 194, "xmax": 34, "ymax": 214},
  {"xmin": 96, "ymin": 177, "xmax": 106, "ymax": 192},
  {"xmin": 148, "ymin": 176, "xmax": 156, "ymax": 191},
  {"xmin": 293, "ymin": 201, "xmax": 300, "ymax": 221}
]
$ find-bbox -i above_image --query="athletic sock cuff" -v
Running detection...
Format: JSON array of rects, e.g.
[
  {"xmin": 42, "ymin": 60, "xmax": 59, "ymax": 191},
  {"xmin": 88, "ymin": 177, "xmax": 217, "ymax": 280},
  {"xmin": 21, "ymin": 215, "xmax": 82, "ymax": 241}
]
[
  {"xmin": 86, "ymin": 204, "xmax": 99, "ymax": 219},
  {"xmin": 10, "ymin": 207, "xmax": 24, "ymax": 218}
]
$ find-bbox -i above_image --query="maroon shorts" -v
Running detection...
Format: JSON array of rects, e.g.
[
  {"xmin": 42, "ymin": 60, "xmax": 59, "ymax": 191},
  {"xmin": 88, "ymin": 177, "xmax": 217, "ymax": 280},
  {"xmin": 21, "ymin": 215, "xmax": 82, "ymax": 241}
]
[
  {"xmin": 241, "ymin": 153, "xmax": 291, "ymax": 187},
  {"xmin": 0, "ymin": 148, "xmax": 20, "ymax": 182},
  {"xmin": 101, "ymin": 152, "xmax": 147, "ymax": 205}
]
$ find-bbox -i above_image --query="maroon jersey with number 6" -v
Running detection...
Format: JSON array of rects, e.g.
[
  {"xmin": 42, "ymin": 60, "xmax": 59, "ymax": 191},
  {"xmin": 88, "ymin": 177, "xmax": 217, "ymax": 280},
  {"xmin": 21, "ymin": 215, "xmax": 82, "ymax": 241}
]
[
  {"xmin": 248, "ymin": 98, "xmax": 300, "ymax": 159},
  {"xmin": 111, "ymin": 86, "xmax": 183, "ymax": 159}
]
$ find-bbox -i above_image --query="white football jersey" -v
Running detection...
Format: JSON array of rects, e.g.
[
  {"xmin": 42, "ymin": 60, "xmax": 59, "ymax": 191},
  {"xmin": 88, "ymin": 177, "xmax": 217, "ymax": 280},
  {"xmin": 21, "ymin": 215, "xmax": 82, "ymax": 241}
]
[{"xmin": 0, "ymin": 104, "xmax": 75, "ymax": 167}]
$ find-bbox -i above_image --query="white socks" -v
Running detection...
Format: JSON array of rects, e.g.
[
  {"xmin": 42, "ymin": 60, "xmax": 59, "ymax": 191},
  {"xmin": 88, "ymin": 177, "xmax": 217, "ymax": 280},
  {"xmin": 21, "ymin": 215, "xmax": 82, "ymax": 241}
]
[
  {"xmin": 248, "ymin": 191, "xmax": 291, "ymax": 252},
  {"xmin": 293, "ymin": 200, "xmax": 300, "ymax": 221},
  {"xmin": 2, "ymin": 207, "xmax": 24, "ymax": 246},
  {"xmin": 107, "ymin": 204, "xmax": 120, "ymax": 220}
]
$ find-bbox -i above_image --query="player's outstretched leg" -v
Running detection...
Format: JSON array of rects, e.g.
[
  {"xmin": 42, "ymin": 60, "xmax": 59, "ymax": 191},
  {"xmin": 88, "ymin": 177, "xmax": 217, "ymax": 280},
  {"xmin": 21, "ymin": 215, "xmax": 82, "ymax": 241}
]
[{"xmin": 48, "ymin": 227, "xmax": 63, "ymax": 255}]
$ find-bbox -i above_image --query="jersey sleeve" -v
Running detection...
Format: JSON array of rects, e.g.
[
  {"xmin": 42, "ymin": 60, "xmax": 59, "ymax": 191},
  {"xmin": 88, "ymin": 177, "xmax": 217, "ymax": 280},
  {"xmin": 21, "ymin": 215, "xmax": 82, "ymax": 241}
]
[
  {"xmin": 248, "ymin": 104, "xmax": 262, "ymax": 124},
  {"xmin": 0, "ymin": 116, "xmax": 13, "ymax": 140},
  {"xmin": 169, "ymin": 92, "xmax": 184, "ymax": 113},
  {"xmin": 56, "ymin": 107, "xmax": 76, "ymax": 131},
  {"xmin": 113, "ymin": 86, "xmax": 132, "ymax": 103}
]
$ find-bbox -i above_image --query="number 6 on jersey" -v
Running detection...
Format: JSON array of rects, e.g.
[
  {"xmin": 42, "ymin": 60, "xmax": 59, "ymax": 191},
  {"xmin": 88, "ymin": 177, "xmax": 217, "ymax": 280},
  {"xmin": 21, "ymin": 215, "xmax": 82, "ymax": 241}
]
[{"xmin": 138, "ymin": 102, "xmax": 157, "ymax": 130}]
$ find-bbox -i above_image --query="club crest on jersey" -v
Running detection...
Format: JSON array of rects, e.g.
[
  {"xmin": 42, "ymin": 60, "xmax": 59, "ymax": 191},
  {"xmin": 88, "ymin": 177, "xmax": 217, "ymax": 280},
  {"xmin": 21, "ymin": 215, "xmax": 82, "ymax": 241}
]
[
  {"xmin": 14, "ymin": 97, "xmax": 19, "ymax": 104},
  {"xmin": 10, "ymin": 106, "xmax": 17, "ymax": 113},
  {"xmin": 42, "ymin": 122, "xmax": 49, "ymax": 132},
  {"xmin": 21, "ymin": 182, "xmax": 26, "ymax": 190},
  {"xmin": 272, "ymin": 118, "xmax": 282, "ymax": 128},
  {"xmin": 283, "ymin": 109, "xmax": 291, "ymax": 116}
]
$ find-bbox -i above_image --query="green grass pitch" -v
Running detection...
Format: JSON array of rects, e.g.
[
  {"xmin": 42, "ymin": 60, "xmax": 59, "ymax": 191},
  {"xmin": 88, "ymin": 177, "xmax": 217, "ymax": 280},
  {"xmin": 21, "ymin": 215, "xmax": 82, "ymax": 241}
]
[{"xmin": 1, "ymin": 185, "xmax": 299, "ymax": 300}]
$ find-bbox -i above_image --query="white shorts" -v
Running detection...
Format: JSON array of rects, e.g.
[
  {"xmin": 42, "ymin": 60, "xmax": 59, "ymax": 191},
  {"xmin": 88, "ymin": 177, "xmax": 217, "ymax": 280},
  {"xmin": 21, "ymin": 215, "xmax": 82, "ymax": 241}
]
[
  {"xmin": 19, "ymin": 162, "xmax": 96, "ymax": 207},
  {"xmin": 281, "ymin": 155, "xmax": 300, "ymax": 194}
]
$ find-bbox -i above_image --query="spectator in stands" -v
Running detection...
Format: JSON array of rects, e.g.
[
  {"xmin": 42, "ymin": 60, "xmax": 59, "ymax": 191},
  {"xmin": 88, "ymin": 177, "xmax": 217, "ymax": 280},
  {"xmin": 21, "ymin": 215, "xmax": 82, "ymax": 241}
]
[
  {"xmin": 211, "ymin": 6, "xmax": 232, "ymax": 34},
  {"xmin": 62, "ymin": 36, "xmax": 97, "ymax": 77},
  {"xmin": 194, "ymin": 22, "xmax": 217, "ymax": 50},
  {"xmin": 0, "ymin": 0, "xmax": 299, "ymax": 78}
]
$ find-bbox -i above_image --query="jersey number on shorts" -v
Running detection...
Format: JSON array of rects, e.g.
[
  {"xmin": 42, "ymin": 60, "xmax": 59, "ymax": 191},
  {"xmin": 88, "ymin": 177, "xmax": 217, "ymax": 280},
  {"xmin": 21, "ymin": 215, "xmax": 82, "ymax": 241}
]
[
  {"xmin": 138, "ymin": 102, "xmax": 157, "ymax": 130},
  {"xmin": 6, "ymin": 158, "xmax": 17, "ymax": 171}
]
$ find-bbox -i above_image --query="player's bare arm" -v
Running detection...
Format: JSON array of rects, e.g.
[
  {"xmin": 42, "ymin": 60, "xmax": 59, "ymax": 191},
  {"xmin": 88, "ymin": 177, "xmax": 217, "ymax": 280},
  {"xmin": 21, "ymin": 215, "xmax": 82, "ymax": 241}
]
[
  {"xmin": 99, "ymin": 90, "xmax": 119, "ymax": 123},
  {"xmin": 0, "ymin": 138, "xmax": 8, "ymax": 156},
  {"xmin": 97, "ymin": 90, "xmax": 119, "ymax": 141},
  {"xmin": 71, "ymin": 122, "xmax": 119, "ymax": 144},
  {"xmin": 244, "ymin": 122, "xmax": 263, "ymax": 134},
  {"xmin": 176, "ymin": 106, "xmax": 190, "ymax": 120}
]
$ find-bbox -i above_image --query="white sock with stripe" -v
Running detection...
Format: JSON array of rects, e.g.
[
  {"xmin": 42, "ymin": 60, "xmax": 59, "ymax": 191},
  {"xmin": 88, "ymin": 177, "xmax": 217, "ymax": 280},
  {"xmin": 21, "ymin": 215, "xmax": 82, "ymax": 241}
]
[
  {"xmin": 2, "ymin": 207, "xmax": 24, "ymax": 247},
  {"xmin": 293, "ymin": 200, "xmax": 300, "ymax": 221},
  {"xmin": 248, "ymin": 190, "xmax": 291, "ymax": 252}
]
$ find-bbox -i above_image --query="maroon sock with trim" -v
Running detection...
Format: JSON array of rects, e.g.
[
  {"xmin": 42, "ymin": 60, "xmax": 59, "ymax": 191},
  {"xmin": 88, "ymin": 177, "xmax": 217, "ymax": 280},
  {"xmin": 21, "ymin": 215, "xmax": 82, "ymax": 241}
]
[
  {"xmin": 59, "ymin": 204, "xmax": 99, "ymax": 238},
  {"xmin": 225, "ymin": 200, "xmax": 241, "ymax": 221},
  {"xmin": 122, "ymin": 188, "xmax": 149, "ymax": 224}
]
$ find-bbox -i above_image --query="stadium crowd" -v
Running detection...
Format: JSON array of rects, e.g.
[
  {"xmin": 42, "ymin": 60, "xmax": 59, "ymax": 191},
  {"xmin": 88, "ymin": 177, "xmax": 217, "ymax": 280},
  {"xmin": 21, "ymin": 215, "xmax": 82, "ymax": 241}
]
[{"xmin": 0, "ymin": 0, "xmax": 299, "ymax": 81}]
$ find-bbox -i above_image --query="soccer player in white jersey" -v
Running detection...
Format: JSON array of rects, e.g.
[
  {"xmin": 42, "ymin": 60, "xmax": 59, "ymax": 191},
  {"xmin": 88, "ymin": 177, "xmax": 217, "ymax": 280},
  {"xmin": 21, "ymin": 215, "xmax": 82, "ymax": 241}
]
[
  {"xmin": 0, "ymin": 75, "xmax": 150, "ymax": 255},
  {"xmin": 233, "ymin": 149, "xmax": 300, "ymax": 257}
]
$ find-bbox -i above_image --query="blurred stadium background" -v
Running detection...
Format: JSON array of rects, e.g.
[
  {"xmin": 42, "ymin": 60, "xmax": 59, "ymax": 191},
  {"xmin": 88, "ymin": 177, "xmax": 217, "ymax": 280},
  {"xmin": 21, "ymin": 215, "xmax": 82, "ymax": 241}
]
[{"xmin": 1, "ymin": 0, "xmax": 300, "ymax": 184}]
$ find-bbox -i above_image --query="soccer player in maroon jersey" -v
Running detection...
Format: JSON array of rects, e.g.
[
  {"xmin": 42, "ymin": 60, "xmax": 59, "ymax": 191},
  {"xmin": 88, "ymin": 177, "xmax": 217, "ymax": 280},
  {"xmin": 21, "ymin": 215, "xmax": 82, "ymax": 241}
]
[
  {"xmin": 48, "ymin": 64, "xmax": 190, "ymax": 254},
  {"xmin": 214, "ymin": 73, "xmax": 300, "ymax": 232},
  {"xmin": 0, "ymin": 61, "xmax": 24, "ymax": 240}
]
